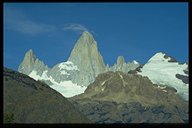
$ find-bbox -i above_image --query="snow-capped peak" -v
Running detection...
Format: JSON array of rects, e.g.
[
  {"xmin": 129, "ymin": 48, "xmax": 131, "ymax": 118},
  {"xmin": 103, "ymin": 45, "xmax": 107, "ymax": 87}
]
[
  {"xmin": 137, "ymin": 52, "xmax": 188, "ymax": 101},
  {"xmin": 133, "ymin": 60, "xmax": 139, "ymax": 64},
  {"xmin": 148, "ymin": 52, "xmax": 175, "ymax": 63}
]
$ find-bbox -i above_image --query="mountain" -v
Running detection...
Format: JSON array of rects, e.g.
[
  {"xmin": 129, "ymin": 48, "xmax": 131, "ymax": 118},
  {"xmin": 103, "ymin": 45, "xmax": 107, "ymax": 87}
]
[
  {"xmin": 18, "ymin": 49, "xmax": 50, "ymax": 76},
  {"xmin": 13, "ymin": 31, "xmax": 189, "ymax": 123},
  {"xmin": 22, "ymin": 59, "xmax": 86, "ymax": 98},
  {"xmin": 18, "ymin": 31, "xmax": 106, "ymax": 97},
  {"xmin": 3, "ymin": 67, "xmax": 90, "ymax": 123},
  {"xmin": 107, "ymin": 56, "xmax": 140, "ymax": 74},
  {"xmin": 69, "ymin": 71, "xmax": 188, "ymax": 123},
  {"xmin": 137, "ymin": 52, "xmax": 188, "ymax": 101},
  {"xmin": 46, "ymin": 61, "xmax": 86, "ymax": 97},
  {"xmin": 17, "ymin": 33, "xmax": 188, "ymax": 101},
  {"xmin": 68, "ymin": 31, "xmax": 106, "ymax": 86}
]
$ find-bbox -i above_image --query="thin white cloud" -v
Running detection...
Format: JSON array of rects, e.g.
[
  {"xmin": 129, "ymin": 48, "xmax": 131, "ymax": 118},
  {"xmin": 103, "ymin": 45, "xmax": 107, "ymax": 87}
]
[
  {"xmin": 63, "ymin": 24, "xmax": 88, "ymax": 34},
  {"xmin": 11, "ymin": 20, "xmax": 56, "ymax": 36},
  {"xmin": 4, "ymin": 8, "xmax": 56, "ymax": 36}
]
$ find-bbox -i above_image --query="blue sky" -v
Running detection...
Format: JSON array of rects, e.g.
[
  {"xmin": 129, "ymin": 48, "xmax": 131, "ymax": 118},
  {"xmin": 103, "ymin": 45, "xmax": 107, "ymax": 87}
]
[{"xmin": 4, "ymin": 3, "xmax": 188, "ymax": 71}]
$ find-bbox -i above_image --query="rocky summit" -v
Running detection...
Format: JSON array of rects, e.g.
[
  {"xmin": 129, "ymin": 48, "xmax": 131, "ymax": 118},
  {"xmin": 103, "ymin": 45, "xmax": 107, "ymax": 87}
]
[
  {"xmin": 107, "ymin": 56, "xmax": 140, "ymax": 74},
  {"xmin": 68, "ymin": 31, "xmax": 106, "ymax": 86},
  {"xmin": 18, "ymin": 49, "xmax": 50, "ymax": 77},
  {"xmin": 69, "ymin": 71, "xmax": 188, "ymax": 123}
]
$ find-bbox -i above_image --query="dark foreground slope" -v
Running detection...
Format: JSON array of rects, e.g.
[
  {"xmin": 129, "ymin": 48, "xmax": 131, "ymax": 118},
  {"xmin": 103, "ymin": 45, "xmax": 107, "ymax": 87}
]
[
  {"xmin": 3, "ymin": 67, "xmax": 90, "ymax": 123},
  {"xmin": 70, "ymin": 71, "xmax": 188, "ymax": 123}
]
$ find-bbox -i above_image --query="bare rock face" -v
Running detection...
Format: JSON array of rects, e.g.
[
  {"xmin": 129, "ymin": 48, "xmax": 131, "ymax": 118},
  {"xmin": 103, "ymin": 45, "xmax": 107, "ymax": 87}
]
[
  {"xmin": 70, "ymin": 71, "xmax": 188, "ymax": 123},
  {"xmin": 117, "ymin": 56, "xmax": 125, "ymax": 67},
  {"xmin": 18, "ymin": 49, "xmax": 49, "ymax": 76},
  {"xmin": 72, "ymin": 71, "xmax": 187, "ymax": 107},
  {"xmin": 68, "ymin": 31, "xmax": 106, "ymax": 86},
  {"xmin": 107, "ymin": 56, "xmax": 140, "ymax": 74},
  {"xmin": 18, "ymin": 49, "xmax": 36, "ymax": 75}
]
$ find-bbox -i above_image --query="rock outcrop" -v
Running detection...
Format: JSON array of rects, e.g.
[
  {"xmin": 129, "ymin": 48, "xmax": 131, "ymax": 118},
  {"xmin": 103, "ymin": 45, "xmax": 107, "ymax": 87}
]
[
  {"xmin": 68, "ymin": 31, "xmax": 106, "ymax": 86},
  {"xmin": 107, "ymin": 56, "xmax": 140, "ymax": 74},
  {"xmin": 18, "ymin": 49, "xmax": 50, "ymax": 76},
  {"xmin": 70, "ymin": 71, "xmax": 188, "ymax": 123}
]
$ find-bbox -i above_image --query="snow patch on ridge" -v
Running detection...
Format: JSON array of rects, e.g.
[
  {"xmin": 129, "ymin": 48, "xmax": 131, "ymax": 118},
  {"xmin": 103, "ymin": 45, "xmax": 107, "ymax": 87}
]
[
  {"xmin": 101, "ymin": 81, "xmax": 106, "ymax": 86},
  {"xmin": 133, "ymin": 60, "xmax": 139, "ymax": 64},
  {"xmin": 58, "ymin": 61, "xmax": 79, "ymax": 71},
  {"xmin": 41, "ymin": 70, "xmax": 49, "ymax": 80},
  {"xmin": 29, "ymin": 70, "xmax": 49, "ymax": 81},
  {"xmin": 28, "ymin": 64, "xmax": 86, "ymax": 98},
  {"xmin": 157, "ymin": 85, "xmax": 166, "ymax": 89},
  {"xmin": 148, "ymin": 52, "xmax": 170, "ymax": 62},
  {"xmin": 60, "ymin": 70, "xmax": 70, "ymax": 75},
  {"xmin": 137, "ymin": 53, "xmax": 188, "ymax": 101},
  {"xmin": 29, "ymin": 70, "xmax": 40, "ymax": 81},
  {"xmin": 50, "ymin": 81, "xmax": 86, "ymax": 98},
  {"xmin": 119, "ymin": 73, "xmax": 123, "ymax": 79}
]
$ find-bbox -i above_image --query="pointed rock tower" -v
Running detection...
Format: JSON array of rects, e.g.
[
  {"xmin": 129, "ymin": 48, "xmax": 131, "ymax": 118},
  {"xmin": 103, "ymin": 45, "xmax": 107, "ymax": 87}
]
[
  {"xmin": 68, "ymin": 31, "xmax": 106, "ymax": 86},
  {"xmin": 117, "ymin": 56, "xmax": 125, "ymax": 67},
  {"xmin": 18, "ymin": 49, "xmax": 49, "ymax": 76},
  {"xmin": 108, "ymin": 56, "xmax": 140, "ymax": 74},
  {"xmin": 18, "ymin": 49, "xmax": 37, "ymax": 75}
]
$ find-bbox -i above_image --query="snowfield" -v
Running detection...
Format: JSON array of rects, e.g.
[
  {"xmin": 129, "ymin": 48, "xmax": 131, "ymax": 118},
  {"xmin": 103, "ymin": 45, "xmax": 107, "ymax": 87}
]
[
  {"xmin": 29, "ymin": 62, "xmax": 86, "ymax": 97},
  {"xmin": 50, "ymin": 81, "xmax": 86, "ymax": 98},
  {"xmin": 137, "ymin": 52, "xmax": 188, "ymax": 101}
]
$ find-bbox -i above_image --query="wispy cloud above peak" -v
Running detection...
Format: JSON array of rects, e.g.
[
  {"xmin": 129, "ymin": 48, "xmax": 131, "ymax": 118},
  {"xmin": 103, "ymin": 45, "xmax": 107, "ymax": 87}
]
[
  {"xmin": 63, "ymin": 24, "xmax": 89, "ymax": 34},
  {"xmin": 4, "ymin": 8, "xmax": 56, "ymax": 36}
]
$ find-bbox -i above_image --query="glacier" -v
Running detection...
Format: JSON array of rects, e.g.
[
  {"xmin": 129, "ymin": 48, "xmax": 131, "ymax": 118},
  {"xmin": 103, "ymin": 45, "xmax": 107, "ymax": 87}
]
[
  {"xmin": 28, "ymin": 61, "xmax": 87, "ymax": 97},
  {"xmin": 137, "ymin": 52, "xmax": 188, "ymax": 101}
]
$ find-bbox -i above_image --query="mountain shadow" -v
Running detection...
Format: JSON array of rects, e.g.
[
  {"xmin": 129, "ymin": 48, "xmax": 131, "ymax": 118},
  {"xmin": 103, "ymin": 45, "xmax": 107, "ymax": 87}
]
[{"xmin": 3, "ymin": 67, "xmax": 91, "ymax": 123}]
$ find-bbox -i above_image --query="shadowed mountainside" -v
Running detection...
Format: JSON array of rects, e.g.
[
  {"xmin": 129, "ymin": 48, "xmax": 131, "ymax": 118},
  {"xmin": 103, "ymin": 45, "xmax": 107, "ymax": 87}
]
[{"xmin": 3, "ymin": 67, "xmax": 90, "ymax": 123}]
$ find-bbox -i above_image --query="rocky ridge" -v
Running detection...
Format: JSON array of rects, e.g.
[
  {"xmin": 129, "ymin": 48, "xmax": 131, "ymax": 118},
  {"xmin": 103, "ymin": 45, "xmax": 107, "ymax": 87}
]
[
  {"xmin": 69, "ymin": 71, "xmax": 188, "ymax": 123},
  {"xmin": 68, "ymin": 31, "xmax": 106, "ymax": 86},
  {"xmin": 18, "ymin": 49, "xmax": 49, "ymax": 76},
  {"xmin": 3, "ymin": 67, "xmax": 90, "ymax": 123},
  {"xmin": 106, "ymin": 56, "xmax": 140, "ymax": 74},
  {"xmin": 18, "ymin": 31, "xmax": 140, "ymax": 97}
]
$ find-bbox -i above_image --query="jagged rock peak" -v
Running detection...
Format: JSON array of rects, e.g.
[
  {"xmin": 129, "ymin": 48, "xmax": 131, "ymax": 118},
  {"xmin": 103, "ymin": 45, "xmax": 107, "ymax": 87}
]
[
  {"xmin": 82, "ymin": 31, "xmax": 93, "ymax": 38},
  {"xmin": 148, "ymin": 52, "xmax": 177, "ymax": 63},
  {"xmin": 24, "ymin": 49, "xmax": 36, "ymax": 63},
  {"xmin": 18, "ymin": 49, "xmax": 49, "ymax": 76},
  {"xmin": 68, "ymin": 31, "xmax": 105, "ymax": 86},
  {"xmin": 77, "ymin": 31, "xmax": 96, "ymax": 45},
  {"xmin": 18, "ymin": 49, "xmax": 37, "ymax": 74},
  {"xmin": 117, "ymin": 56, "xmax": 125, "ymax": 66}
]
